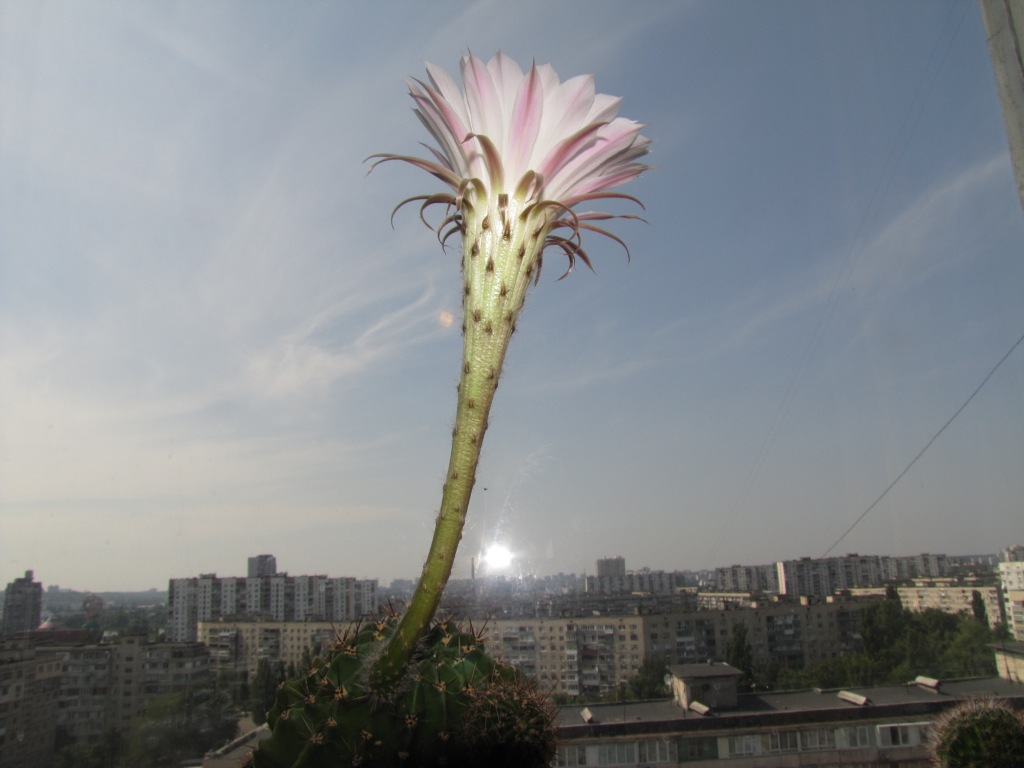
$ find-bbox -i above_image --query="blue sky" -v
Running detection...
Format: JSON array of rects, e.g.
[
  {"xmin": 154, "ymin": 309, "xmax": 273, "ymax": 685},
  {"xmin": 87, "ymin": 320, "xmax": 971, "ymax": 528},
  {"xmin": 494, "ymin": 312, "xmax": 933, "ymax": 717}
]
[{"xmin": 2, "ymin": 2, "xmax": 1022, "ymax": 592}]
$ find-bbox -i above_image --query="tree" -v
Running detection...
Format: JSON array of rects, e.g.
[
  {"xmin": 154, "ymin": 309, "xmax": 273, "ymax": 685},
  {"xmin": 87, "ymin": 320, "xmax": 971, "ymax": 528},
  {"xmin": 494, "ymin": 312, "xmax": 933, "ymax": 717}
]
[
  {"xmin": 626, "ymin": 656, "xmax": 670, "ymax": 700},
  {"xmin": 971, "ymin": 590, "xmax": 988, "ymax": 626},
  {"xmin": 120, "ymin": 687, "xmax": 237, "ymax": 767},
  {"xmin": 53, "ymin": 725, "xmax": 124, "ymax": 768},
  {"xmin": 788, "ymin": 603, "xmax": 1002, "ymax": 691},
  {"xmin": 249, "ymin": 659, "xmax": 287, "ymax": 725},
  {"xmin": 724, "ymin": 624, "xmax": 754, "ymax": 692},
  {"xmin": 940, "ymin": 615, "xmax": 997, "ymax": 678}
]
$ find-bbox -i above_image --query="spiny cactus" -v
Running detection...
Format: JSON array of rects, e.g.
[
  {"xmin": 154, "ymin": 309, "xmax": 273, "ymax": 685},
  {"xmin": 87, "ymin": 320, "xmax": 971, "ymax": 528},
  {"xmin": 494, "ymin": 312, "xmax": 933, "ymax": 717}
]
[
  {"xmin": 928, "ymin": 697, "xmax": 1024, "ymax": 768},
  {"xmin": 456, "ymin": 669, "xmax": 558, "ymax": 768},
  {"xmin": 246, "ymin": 611, "xmax": 556, "ymax": 768}
]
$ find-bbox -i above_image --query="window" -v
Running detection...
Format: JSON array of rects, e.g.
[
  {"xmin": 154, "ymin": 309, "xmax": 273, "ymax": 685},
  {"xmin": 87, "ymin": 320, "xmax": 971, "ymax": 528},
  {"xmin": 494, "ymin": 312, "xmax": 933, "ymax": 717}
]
[
  {"xmin": 800, "ymin": 728, "xmax": 836, "ymax": 750},
  {"xmin": 637, "ymin": 738, "xmax": 671, "ymax": 763},
  {"xmin": 597, "ymin": 742, "xmax": 636, "ymax": 766},
  {"xmin": 764, "ymin": 730, "xmax": 800, "ymax": 753},
  {"xmin": 557, "ymin": 746, "xmax": 587, "ymax": 767},
  {"xmin": 877, "ymin": 723, "xmax": 928, "ymax": 748},
  {"xmin": 728, "ymin": 735, "xmax": 759, "ymax": 757},
  {"xmin": 678, "ymin": 737, "xmax": 718, "ymax": 762},
  {"xmin": 839, "ymin": 725, "xmax": 874, "ymax": 748}
]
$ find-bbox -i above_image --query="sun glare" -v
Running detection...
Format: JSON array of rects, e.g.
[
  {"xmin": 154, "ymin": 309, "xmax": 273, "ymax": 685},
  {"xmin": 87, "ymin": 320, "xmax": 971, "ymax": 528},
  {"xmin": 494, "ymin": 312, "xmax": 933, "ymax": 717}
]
[{"xmin": 483, "ymin": 544, "xmax": 514, "ymax": 570}]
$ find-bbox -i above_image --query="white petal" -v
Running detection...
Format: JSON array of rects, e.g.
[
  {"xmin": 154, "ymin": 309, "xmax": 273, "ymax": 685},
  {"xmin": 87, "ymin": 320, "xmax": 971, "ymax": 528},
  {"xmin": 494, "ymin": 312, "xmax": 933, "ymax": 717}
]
[
  {"xmin": 532, "ymin": 74, "xmax": 596, "ymax": 169},
  {"xmin": 586, "ymin": 94, "xmax": 622, "ymax": 124},
  {"xmin": 425, "ymin": 62, "xmax": 470, "ymax": 132},
  {"xmin": 461, "ymin": 53, "xmax": 504, "ymax": 150},
  {"xmin": 488, "ymin": 52, "xmax": 524, "ymax": 139},
  {"xmin": 507, "ymin": 63, "xmax": 544, "ymax": 181}
]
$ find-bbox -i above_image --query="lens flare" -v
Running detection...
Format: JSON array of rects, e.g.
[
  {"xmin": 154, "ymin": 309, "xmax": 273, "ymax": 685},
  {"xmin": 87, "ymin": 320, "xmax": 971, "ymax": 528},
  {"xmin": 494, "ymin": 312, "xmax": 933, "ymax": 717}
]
[{"xmin": 483, "ymin": 544, "xmax": 513, "ymax": 570}]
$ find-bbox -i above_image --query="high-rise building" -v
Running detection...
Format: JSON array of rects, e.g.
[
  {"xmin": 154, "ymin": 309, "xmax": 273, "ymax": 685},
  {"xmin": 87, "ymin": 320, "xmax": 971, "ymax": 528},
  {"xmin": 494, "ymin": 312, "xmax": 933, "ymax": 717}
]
[
  {"xmin": 1, "ymin": 570, "xmax": 43, "ymax": 637},
  {"xmin": 774, "ymin": 554, "xmax": 950, "ymax": 597},
  {"xmin": 0, "ymin": 640, "xmax": 62, "ymax": 768},
  {"xmin": 999, "ymin": 545, "xmax": 1024, "ymax": 641},
  {"xmin": 596, "ymin": 557, "xmax": 626, "ymax": 578},
  {"xmin": 247, "ymin": 554, "xmax": 278, "ymax": 578},
  {"xmin": 168, "ymin": 557, "xmax": 378, "ymax": 642}
]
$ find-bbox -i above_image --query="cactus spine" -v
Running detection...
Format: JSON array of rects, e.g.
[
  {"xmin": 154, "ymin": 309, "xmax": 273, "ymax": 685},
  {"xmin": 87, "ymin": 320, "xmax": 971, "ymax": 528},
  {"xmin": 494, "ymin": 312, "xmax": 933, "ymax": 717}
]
[
  {"xmin": 248, "ymin": 611, "xmax": 555, "ymax": 767},
  {"xmin": 375, "ymin": 187, "xmax": 550, "ymax": 687},
  {"xmin": 929, "ymin": 698, "xmax": 1024, "ymax": 767}
]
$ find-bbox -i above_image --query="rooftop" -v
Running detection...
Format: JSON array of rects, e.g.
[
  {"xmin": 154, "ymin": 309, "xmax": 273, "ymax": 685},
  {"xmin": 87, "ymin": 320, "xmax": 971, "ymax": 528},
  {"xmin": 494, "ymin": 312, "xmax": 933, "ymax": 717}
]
[{"xmin": 555, "ymin": 676, "xmax": 1024, "ymax": 734}]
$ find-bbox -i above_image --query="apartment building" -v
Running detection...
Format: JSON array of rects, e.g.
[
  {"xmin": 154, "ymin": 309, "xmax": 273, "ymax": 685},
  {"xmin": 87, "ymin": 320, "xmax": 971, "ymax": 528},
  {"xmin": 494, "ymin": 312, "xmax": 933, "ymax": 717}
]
[
  {"xmin": 168, "ymin": 573, "xmax": 378, "ymax": 642},
  {"xmin": 0, "ymin": 641, "xmax": 62, "ymax": 768},
  {"xmin": 48, "ymin": 633, "xmax": 212, "ymax": 743},
  {"xmin": 713, "ymin": 564, "xmax": 779, "ymax": 593},
  {"xmin": 999, "ymin": 545, "xmax": 1024, "ymax": 641},
  {"xmin": 198, "ymin": 620, "xmax": 348, "ymax": 679},
  {"xmin": 553, "ymin": 669, "xmax": 1024, "ymax": 768},
  {"xmin": 894, "ymin": 579, "xmax": 1004, "ymax": 630},
  {"xmin": 776, "ymin": 554, "xmax": 950, "ymax": 598},
  {"xmin": 480, "ymin": 595, "xmax": 875, "ymax": 700},
  {"xmin": 584, "ymin": 571, "xmax": 690, "ymax": 596},
  {"xmin": 1, "ymin": 571, "xmax": 43, "ymax": 638}
]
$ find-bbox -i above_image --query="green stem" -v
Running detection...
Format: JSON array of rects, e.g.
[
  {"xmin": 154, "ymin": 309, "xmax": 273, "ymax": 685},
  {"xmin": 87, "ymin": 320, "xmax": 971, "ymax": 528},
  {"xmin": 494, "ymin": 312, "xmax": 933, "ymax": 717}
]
[{"xmin": 373, "ymin": 194, "xmax": 545, "ymax": 686}]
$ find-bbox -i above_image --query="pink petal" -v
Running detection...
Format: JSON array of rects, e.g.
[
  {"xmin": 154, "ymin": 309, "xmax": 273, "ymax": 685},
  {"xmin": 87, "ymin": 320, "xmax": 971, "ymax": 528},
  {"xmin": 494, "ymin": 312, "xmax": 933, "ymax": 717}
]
[
  {"xmin": 461, "ymin": 53, "xmax": 504, "ymax": 150},
  {"xmin": 410, "ymin": 87, "xmax": 470, "ymax": 175},
  {"xmin": 533, "ymin": 74, "xmax": 595, "ymax": 168},
  {"xmin": 548, "ymin": 120, "xmax": 645, "ymax": 197},
  {"xmin": 536, "ymin": 121, "xmax": 607, "ymax": 183},
  {"xmin": 507, "ymin": 63, "xmax": 544, "ymax": 181}
]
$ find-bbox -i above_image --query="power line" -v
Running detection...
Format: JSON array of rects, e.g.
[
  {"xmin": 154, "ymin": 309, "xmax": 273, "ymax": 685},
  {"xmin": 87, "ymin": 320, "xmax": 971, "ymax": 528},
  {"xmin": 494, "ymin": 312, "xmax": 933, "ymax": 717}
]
[
  {"xmin": 706, "ymin": 1, "xmax": 969, "ymax": 561},
  {"xmin": 820, "ymin": 328, "xmax": 1024, "ymax": 557}
]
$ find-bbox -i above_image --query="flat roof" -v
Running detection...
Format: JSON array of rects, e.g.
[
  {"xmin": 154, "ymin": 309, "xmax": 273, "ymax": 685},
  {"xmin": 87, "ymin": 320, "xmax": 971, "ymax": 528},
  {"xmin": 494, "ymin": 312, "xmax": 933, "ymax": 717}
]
[{"xmin": 555, "ymin": 676, "xmax": 1024, "ymax": 734}]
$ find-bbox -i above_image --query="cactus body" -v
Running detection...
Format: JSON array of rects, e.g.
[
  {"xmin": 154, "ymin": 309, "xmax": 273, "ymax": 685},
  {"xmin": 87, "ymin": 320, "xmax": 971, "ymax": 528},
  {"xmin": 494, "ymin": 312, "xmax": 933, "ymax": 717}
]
[
  {"xmin": 248, "ymin": 613, "xmax": 555, "ymax": 768},
  {"xmin": 929, "ymin": 698, "xmax": 1024, "ymax": 768}
]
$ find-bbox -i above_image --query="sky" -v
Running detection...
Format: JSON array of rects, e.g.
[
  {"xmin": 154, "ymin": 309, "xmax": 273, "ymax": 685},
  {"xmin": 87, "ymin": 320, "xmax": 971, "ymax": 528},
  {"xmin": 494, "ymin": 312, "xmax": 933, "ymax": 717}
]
[{"xmin": 2, "ymin": 1, "xmax": 1023, "ymax": 593}]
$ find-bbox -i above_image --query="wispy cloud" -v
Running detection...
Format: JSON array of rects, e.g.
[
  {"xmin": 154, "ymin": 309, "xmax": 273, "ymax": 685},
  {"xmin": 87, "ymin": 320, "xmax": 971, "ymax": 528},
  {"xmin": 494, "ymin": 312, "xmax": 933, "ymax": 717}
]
[{"xmin": 717, "ymin": 152, "xmax": 1015, "ymax": 352}]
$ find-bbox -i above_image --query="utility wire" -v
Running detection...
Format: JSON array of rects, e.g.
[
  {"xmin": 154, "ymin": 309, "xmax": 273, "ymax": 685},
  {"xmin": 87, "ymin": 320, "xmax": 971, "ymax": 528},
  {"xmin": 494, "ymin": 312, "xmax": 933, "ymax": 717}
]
[
  {"xmin": 706, "ymin": 1, "xmax": 968, "ymax": 561},
  {"xmin": 820, "ymin": 328, "xmax": 1024, "ymax": 557}
]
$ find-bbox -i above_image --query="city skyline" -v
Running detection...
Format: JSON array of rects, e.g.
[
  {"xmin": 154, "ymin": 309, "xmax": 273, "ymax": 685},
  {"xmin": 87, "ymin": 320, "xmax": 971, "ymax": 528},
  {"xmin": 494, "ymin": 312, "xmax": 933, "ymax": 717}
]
[
  {"xmin": 3, "ymin": 2, "xmax": 1024, "ymax": 592},
  {"xmin": 2, "ymin": 545, "xmax": 1012, "ymax": 598}
]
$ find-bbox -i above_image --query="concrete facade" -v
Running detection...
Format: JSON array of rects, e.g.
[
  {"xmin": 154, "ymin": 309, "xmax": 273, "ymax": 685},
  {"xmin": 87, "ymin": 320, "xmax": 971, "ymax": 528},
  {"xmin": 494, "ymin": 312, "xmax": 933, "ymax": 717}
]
[
  {"xmin": 0, "ymin": 641, "xmax": 62, "ymax": 768},
  {"xmin": 1, "ymin": 572, "xmax": 43, "ymax": 638},
  {"xmin": 555, "ymin": 670, "xmax": 1024, "ymax": 767},
  {"xmin": 479, "ymin": 596, "xmax": 876, "ymax": 700},
  {"xmin": 198, "ymin": 620, "xmax": 348, "ymax": 679},
  {"xmin": 52, "ymin": 634, "xmax": 212, "ymax": 743},
  {"xmin": 168, "ymin": 574, "xmax": 378, "ymax": 643}
]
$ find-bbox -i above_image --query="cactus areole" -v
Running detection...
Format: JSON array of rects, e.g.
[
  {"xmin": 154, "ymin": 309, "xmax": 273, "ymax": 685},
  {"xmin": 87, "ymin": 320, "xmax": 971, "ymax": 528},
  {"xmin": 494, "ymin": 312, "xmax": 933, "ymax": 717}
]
[{"xmin": 370, "ymin": 50, "xmax": 650, "ymax": 683}]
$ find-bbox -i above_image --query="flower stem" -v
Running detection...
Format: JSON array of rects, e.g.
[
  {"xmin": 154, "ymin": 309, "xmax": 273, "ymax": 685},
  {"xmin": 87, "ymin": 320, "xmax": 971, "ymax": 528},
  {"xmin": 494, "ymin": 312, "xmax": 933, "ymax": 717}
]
[
  {"xmin": 373, "ymin": 196, "xmax": 544, "ymax": 687},
  {"xmin": 374, "ymin": 329, "xmax": 509, "ymax": 684}
]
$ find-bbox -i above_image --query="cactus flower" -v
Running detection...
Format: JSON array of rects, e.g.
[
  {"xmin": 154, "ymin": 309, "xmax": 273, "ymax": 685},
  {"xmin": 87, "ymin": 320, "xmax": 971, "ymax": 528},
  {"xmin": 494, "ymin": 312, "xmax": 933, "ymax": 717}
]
[{"xmin": 370, "ymin": 51, "xmax": 650, "ymax": 684}]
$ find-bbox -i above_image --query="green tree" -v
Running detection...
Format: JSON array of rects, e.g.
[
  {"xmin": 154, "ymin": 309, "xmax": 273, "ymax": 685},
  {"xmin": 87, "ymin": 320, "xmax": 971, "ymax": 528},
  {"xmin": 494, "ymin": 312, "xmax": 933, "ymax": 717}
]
[
  {"xmin": 53, "ymin": 725, "xmax": 124, "ymax": 768},
  {"xmin": 939, "ymin": 615, "xmax": 997, "ymax": 678},
  {"xmin": 120, "ymin": 687, "xmax": 237, "ymax": 767},
  {"xmin": 724, "ymin": 624, "xmax": 754, "ymax": 692},
  {"xmin": 790, "ymin": 603, "xmax": 1002, "ymax": 691},
  {"xmin": 971, "ymin": 590, "xmax": 988, "ymax": 626},
  {"xmin": 860, "ymin": 597, "xmax": 906, "ymax": 673},
  {"xmin": 626, "ymin": 656, "xmax": 670, "ymax": 700},
  {"xmin": 249, "ymin": 659, "xmax": 287, "ymax": 725},
  {"xmin": 216, "ymin": 668, "xmax": 250, "ymax": 709}
]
